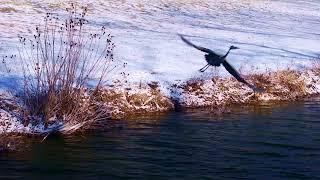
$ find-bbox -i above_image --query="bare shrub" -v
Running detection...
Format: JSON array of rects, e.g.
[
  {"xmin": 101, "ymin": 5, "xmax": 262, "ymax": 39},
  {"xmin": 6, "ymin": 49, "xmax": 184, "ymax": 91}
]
[{"xmin": 17, "ymin": 4, "xmax": 115, "ymax": 127}]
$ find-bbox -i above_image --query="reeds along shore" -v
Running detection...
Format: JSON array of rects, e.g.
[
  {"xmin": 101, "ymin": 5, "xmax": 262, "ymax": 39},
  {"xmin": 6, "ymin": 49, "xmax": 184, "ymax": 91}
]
[{"xmin": 1, "ymin": 65, "xmax": 320, "ymax": 135}]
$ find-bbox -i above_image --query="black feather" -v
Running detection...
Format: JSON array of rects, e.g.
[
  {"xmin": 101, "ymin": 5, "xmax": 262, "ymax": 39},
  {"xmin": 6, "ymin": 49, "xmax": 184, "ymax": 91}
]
[
  {"xmin": 222, "ymin": 60, "xmax": 263, "ymax": 92},
  {"xmin": 180, "ymin": 35, "xmax": 214, "ymax": 54}
]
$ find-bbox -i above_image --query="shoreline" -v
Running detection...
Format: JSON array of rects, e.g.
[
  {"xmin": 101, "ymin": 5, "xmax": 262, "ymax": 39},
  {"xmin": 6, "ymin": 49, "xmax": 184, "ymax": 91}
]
[{"xmin": 0, "ymin": 66, "xmax": 319, "ymax": 136}]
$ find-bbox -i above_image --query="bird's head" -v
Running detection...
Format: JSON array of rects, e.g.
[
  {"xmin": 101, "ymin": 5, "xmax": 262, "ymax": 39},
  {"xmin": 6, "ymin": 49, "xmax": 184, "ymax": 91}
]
[
  {"xmin": 230, "ymin": 45, "xmax": 239, "ymax": 50},
  {"xmin": 222, "ymin": 45, "xmax": 239, "ymax": 59}
]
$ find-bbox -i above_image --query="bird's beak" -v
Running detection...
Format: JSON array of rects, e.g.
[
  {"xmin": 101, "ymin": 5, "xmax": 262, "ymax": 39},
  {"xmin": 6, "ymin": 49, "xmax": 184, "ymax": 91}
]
[{"xmin": 230, "ymin": 46, "xmax": 239, "ymax": 50}]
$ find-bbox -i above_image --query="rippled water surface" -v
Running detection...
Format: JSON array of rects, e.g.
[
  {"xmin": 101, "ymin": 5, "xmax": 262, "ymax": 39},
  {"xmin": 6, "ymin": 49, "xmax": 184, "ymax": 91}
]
[{"xmin": 1, "ymin": 98, "xmax": 320, "ymax": 179}]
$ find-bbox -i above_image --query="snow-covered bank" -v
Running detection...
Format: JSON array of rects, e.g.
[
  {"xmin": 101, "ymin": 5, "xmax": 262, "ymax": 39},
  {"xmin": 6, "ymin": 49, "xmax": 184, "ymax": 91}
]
[
  {"xmin": 102, "ymin": 66, "xmax": 320, "ymax": 117},
  {"xmin": 0, "ymin": 93, "xmax": 78, "ymax": 135},
  {"xmin": 94, "ymin": 82, "xmax": 174, "ymax": 119},
  {"xmin": 173, "ymin": 67, "xmax": 320, "ymax": 108},
  {"xmin": 0, "ymin": 0, "xmax": 319, "ymax": 135},
  {"xmin": 1, "ymin": 66, "xmax": 320, "ymax": 135}
]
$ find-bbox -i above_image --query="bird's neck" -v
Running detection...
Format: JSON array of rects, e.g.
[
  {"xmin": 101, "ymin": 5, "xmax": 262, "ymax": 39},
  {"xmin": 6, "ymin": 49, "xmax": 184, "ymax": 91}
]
[{"xmin": 222, "ymin": 48, "xmax": 231, "ymax": 59}]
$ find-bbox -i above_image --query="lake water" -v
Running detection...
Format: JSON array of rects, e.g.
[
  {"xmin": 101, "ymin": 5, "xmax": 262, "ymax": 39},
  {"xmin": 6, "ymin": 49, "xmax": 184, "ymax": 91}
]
[{"xmin": 1, "ymin": 98, "xmax": 320, "ymax": 179}]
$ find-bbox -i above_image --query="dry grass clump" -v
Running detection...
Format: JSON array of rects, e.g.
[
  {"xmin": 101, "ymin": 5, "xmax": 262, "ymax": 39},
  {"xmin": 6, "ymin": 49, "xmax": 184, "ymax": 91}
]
[
  {"xmin": 248, "ymin": 73, "xmax": 272, "ymax": 91},
  {"xmin": 249, "ymin": 69, "xmax": 307, "ymax": 100},
  {"xmin": 175, "ymin": 66, "xmax": 320, "ymax": 112},
  {"xmin": 214, "ymin": 78, "xmax": 254, "ymax": 103},
  {"xmin": 181, "ymin": 78, "xmax": 204, "ymax": 95},
  {"xmin": 16, "ymin": 4, "xmax": 114, "ymax": 131},
  {"xmin": 94, "ymin": 83, "xmax": 174, "ymax": 119},
  {"xmin": 275, "ymin": 70, "xmax": 306, "ymax": 96},
  {"xmin": 177, "ymin": 77, "xmax": 254, "ymax": 109}
]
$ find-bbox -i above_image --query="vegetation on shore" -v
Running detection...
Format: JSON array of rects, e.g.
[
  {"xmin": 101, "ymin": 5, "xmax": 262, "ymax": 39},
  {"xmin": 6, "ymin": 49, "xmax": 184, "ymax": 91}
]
[
  {"xmin": 174, "ymin": 66, "xmax": 320, "ymax": 110},
  {"xmin": 0, "ymin": 3, "xmax": 319, "ymax": 139},
  {"xmin": 1, "ymin": 4, "xmax": 115, "ymax": 135},
  {"xmin": 2, "ymin": 64, "xmax": 320, "ymax": 134}
]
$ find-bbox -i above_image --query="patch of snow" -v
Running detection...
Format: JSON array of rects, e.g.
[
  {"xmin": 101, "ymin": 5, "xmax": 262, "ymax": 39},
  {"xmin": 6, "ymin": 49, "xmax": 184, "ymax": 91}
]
[{"xmin": 0, "ymin": 109, "xmax": 62, "ymax": 134}]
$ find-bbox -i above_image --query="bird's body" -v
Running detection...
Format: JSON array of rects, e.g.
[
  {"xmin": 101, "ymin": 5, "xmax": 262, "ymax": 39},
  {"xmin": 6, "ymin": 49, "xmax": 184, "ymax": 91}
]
[
  {"xmin": 180, "ymin": 35, "xmax": 262, "ymax": 92},
  {"xmin": 205, "ymin": 53, "xmax": 223, "ymax": 66}
]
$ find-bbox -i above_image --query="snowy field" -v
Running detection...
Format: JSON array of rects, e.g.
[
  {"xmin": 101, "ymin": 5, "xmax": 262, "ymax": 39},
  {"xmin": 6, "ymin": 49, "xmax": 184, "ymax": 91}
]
[
  {"xmin": 0, "ymin": 0, "xmax": 320, "ymax": 134},
  {"xmin": 0, "ymin": 0, "xmax": 319, "ymax": 90}
]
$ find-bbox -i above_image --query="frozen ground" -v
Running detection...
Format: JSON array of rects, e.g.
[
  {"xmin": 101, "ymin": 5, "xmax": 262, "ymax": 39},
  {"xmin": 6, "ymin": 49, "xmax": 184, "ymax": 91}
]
[
  {"xmin": 0, "ymin": 1, "xmax": 320, "ymax": 134},
  {"xmin": 0, "ymin": 0, "xmax": 319, "ymax": 88}
]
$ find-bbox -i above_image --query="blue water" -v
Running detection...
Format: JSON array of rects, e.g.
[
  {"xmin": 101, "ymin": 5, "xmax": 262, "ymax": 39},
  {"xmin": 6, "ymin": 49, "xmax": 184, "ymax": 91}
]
[{"xmin": 1, "ymin": 98, "xmax": 320, "ymax": 179}]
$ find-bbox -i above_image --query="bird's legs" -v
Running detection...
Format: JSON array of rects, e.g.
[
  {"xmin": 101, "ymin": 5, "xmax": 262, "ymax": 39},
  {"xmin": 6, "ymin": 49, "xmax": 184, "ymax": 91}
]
[
  {"xmin": 199, "ymin": 64, "xmax": 210, "ymax": 72},
  {"xmin": 212, "ymin": 66, "xmax": 219, "ymax": 83}
]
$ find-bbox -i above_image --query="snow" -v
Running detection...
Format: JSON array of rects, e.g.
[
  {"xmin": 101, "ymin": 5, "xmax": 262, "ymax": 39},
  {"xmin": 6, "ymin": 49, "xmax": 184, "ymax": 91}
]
[
  {"xmin": 1, "ymin": 0, "xmax": 319, "ymax": 87},
  {"xmin": 0, "ymin": 0, "xmax": 320, "ymax": 134},
  {"xmin": 0, "ymin": 107, "xmax": 62, "ymax": 134}
]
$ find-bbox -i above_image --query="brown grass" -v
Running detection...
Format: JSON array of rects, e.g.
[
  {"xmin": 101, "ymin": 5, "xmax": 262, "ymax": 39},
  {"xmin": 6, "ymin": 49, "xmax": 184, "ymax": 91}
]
[
  {"xmin": 276, "ymin": 70, "xmax": 306, "ymax": 95},
  {"xmin": 249, "ymin": 73, "xmax": 272, "ymax": 91},
  {"xmin": 94, "ymin": 84, "xmax": 174, "ymax": 119},
  {"xmin": 17, "ymin": 4, "xmax": 114, "ymax": 127},
  {"xmin": 181, "ymin": 78, "xmax": 204, "ymax": 94},
  {"xmin": 249, "ymin": 69, "xmax": 307, "ymax": 99},
  {"xmin": 177, "ymin": 67, "xmax": 320, "ymax": 111},
  {"xmin": 1, "ymin": 65, "xmax": 320, "ymax": 133},
  {"xmin": 0, "ymin": 7, "xmax": 17, "ymax": 13}
]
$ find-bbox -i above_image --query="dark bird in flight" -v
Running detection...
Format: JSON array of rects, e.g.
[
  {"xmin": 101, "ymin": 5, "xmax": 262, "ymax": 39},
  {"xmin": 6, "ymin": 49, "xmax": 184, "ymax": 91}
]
[{"xmin": 180, "ymin": 35, "xmax": 262, "ymax": 92}]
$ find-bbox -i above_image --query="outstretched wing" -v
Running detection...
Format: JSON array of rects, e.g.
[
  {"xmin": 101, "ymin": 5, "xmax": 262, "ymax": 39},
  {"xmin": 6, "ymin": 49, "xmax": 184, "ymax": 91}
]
[
  {"xmin": 222, "ymin": 60, "xmax": 263, "ymax": 92},
  {"xmin": 180, "ymin": 35, "xmax": 214, "ymax": 54}
]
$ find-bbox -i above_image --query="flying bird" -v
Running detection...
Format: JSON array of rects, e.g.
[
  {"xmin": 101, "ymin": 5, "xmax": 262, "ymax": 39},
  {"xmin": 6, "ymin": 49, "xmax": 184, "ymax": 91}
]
[{"xmin": 180, "ymin": 35, "xmax": 262, "ymax": 92}]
